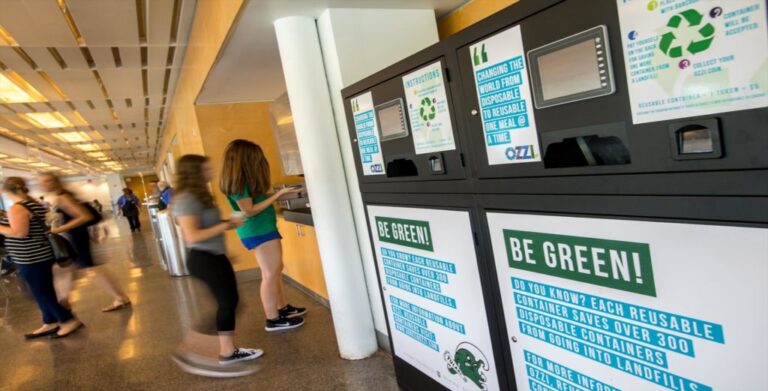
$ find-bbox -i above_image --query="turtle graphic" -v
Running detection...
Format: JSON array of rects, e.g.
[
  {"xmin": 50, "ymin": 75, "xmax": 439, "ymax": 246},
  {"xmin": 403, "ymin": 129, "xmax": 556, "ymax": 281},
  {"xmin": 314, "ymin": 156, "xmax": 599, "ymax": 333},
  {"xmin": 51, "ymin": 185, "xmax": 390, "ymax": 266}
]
[{"xmin": 444, "ymin": 342, "xmax": 489, "ymax": 390}]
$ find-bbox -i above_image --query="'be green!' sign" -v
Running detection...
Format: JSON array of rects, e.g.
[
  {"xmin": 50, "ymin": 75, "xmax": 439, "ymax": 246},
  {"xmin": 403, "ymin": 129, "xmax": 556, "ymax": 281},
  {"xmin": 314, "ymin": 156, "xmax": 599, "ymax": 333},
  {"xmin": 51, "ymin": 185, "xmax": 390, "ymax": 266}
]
[
  {"xmin": 376, "ymin": 217, "xmax": 433, "ymax": 252},
  {"xmin": 504, "ymin": 230, "xmax": 656, "ymax": 296}
]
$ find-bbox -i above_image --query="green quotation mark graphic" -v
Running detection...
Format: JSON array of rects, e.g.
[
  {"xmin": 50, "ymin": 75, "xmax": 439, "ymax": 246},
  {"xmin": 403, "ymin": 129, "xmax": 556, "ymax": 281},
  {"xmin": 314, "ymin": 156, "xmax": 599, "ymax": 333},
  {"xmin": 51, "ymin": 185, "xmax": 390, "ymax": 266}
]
[
  {"xmin": 473, "ymin": 44, "xmax": 488, "ymax": 66},
  {"xmin": 659, "ymin": 8, "xmax": 715, "ymax": 58},
  {"xmin": 419, "ymin": 97, "xmax": 436, "ymax": 122}
]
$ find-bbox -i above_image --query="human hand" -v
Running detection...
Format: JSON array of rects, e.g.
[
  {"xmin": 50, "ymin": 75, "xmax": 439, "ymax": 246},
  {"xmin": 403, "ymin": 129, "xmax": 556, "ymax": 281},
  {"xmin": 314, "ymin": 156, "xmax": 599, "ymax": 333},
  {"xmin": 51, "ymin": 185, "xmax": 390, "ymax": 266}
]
[
  {"xmin": 277, "ymin": 186, "xmax": 303, "ymax": 196},
  {"xmin": 50, "ymin": 227, "xmax": 62, "ymax": 234},
  {"xmin": 228, "ymin": 215, "xmax": 245, "ymax": 229}
]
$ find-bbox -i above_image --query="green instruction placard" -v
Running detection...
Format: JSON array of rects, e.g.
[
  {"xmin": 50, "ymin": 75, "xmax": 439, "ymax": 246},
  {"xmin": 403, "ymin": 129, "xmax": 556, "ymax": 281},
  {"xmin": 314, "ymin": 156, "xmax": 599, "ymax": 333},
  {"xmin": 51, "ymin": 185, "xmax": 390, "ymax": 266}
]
[
  {"xmin": 503, "ymin": 229, "xmax": 656, "ymax": 296},
  {"xmin": 375, "ymin": 216, "xmax": 434, "ymax": 252}
]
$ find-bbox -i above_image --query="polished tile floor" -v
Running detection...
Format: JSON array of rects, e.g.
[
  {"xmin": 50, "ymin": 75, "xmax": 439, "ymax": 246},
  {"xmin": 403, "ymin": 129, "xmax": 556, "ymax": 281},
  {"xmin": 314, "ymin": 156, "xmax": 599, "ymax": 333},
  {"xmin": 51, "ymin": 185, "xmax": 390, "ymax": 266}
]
[{"xmin": 0, "ymin": 213, "xmax": 398, "ymax": 390}]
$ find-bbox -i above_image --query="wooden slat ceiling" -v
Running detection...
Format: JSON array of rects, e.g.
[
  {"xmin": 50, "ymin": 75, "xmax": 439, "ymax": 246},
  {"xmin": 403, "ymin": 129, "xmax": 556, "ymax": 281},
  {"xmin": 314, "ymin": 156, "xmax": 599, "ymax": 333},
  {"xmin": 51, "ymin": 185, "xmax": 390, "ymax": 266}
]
[{"xmin": 0, "ymin": 0, "xmax": 195, "ymax": 174}]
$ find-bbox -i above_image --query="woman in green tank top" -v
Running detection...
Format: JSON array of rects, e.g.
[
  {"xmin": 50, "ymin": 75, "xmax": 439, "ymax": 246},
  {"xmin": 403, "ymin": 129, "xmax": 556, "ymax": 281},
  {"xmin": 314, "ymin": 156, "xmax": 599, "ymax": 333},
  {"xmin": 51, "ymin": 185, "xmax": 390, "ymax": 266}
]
[{"xmin": 220, "ymin": 140, "xmax": 307, "ymax": 331}]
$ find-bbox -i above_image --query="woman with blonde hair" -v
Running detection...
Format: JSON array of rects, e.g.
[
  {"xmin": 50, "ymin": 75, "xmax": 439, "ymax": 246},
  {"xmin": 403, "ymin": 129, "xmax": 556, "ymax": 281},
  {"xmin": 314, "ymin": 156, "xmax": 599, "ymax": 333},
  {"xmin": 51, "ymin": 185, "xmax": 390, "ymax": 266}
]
[
  {"xmin": 0, "ymin": 177, "xmax": 83, "ymax": 338},
  {"xmin": 38, "ymin": 172, "xmax": 130, "ymax": 312},
  {"xmin": 172, "ymin": 154, "xmax": 262, "ymax": 374},
  {"xmin": 220, "ymin": 139, "xmax": 306, "ymax": 331}
]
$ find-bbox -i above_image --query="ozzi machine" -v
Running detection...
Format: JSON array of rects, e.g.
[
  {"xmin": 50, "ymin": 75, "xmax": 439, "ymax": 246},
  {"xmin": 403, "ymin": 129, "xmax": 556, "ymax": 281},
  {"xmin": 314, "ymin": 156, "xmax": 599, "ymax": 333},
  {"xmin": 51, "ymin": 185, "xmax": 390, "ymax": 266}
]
[{"xmin": 343, "ymin": 0, "xmax": 768, "ymax": 390}]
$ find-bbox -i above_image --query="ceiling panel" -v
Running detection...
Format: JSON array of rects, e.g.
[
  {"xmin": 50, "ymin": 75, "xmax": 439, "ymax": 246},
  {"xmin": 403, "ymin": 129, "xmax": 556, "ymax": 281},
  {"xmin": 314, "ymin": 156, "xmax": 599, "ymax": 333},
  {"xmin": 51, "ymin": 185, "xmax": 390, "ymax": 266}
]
[
  {"xmin": 0, "ymin": 47, "xmax": 36, "ymax": 71},
  {"xmin": 23, "ymin": 47, "xmax": 62, "ymax": 70},
  {"xmin": 56, "ymin": 47, "xmax": 92, "ymax": 70},
  {"xmin": 99, "ymin": 68, "xmax": 143, "ymax": 98},
  {"xmin": 89, "ymin": 47, "xmax": 118, "ymax": 69},
  {"xmin": 148, "ymin": 0, "xmax": 175, "ymax": 46},
  {"xmin": 43, "ymin": 70, "xmax": 103, "ymax": 100},
  {"xmin": 148, "ymin": 46, "xmax": 168, "ymax": 69},
  {"xmin": 67, "ymin": 0, "xmax": 140, "ymax": 46},
  {"xmin": 0, "ymin": 0, "xmax": 79, "ymax": 47},
  {"xmin": 147, "ymin": 68, "xmax": 165, "ymax": 98}
]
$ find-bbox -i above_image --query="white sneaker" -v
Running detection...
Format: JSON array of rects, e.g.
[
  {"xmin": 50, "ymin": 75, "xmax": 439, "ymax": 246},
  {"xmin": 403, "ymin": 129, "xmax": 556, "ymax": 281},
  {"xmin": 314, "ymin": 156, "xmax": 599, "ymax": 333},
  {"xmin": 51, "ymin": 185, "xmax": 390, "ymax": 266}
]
[{"xmin": 218, "ymin": 347, "xmax": 264, "ymax": 365}]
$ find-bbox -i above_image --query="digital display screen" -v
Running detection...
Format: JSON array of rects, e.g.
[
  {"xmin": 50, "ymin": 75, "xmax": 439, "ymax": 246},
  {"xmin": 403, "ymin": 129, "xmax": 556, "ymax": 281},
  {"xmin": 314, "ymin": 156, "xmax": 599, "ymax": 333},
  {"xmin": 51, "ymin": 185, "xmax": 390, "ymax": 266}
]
[
  {"xmin": 537, "ymin": 39, "xmax": 602, "ymax": 101},
  {"xmin": 377, "ymin": 101, "xmax": 408, "ymax": 140}
]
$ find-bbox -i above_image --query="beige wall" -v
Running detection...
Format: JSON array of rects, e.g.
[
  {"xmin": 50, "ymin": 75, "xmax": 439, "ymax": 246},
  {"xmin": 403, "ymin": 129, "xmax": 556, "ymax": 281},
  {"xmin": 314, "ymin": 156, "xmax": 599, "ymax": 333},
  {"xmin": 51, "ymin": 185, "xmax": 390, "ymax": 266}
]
[{"xmin": 438, "ymin": 0, "xmax": 520, "ymax": 38}]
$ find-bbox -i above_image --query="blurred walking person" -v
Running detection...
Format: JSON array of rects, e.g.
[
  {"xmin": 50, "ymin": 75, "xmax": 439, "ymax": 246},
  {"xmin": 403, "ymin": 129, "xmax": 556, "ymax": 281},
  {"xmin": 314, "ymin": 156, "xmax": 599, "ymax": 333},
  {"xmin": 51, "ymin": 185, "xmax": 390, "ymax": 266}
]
[
  {"xmin": 0, "ymin": 177, "xmax": 83, "ymax": 339},
  {"xmin": 117, "ymin": 188, "xmax": 141, "ymax": 232},
  {"xmin": 38, "ymin": 173, "xmax": 131, "ymax": 312},
  {"xmin": 172, "ymin": 154, "xmax": 263, "ymax": 376}
]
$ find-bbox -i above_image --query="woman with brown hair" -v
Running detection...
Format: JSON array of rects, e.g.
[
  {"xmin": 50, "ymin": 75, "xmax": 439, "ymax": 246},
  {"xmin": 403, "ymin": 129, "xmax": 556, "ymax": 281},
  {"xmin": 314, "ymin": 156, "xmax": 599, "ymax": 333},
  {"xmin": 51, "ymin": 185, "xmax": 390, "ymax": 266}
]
[
  {"xmin": 0, "ymin": 177, "xmax": 83, "ymax": 338},
  {"xmin": 38, "ymin": 173, "xmax": 130, "ymax": 312},
  {"xmin": 220, "ymin": 139, "xmax": 306, "ymax": 332},
  {"xmin": 172, "ymin": 154, "xmax": 262, "ymax": 374}
]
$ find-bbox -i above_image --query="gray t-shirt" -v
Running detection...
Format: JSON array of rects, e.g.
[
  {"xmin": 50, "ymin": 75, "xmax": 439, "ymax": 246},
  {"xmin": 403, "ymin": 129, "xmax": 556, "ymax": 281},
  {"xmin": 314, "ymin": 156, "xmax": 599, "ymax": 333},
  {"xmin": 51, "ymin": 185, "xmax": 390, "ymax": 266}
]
[{"xmin": 172, "ymin": 192, "xmax": 226, "ymax": 255}]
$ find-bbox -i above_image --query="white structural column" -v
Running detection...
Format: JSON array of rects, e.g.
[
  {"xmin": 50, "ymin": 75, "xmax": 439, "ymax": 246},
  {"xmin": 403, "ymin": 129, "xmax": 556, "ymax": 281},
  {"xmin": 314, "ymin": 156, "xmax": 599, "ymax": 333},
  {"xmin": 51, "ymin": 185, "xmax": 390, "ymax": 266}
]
[
  {"xmin": 274, "ymin": 16, "xmax": 378, "ymax": 359},
  {"xmin": 317, "ymin": 9, "xmax": 440, "ymax": 343}
]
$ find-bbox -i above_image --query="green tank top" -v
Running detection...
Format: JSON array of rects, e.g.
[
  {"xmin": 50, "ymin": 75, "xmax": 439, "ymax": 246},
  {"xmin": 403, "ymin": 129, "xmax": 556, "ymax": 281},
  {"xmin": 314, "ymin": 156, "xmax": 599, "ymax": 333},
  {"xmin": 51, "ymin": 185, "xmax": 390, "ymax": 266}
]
[{"xmin": 226, "ymin": 188, "xmax": 277, "ymax": 238}]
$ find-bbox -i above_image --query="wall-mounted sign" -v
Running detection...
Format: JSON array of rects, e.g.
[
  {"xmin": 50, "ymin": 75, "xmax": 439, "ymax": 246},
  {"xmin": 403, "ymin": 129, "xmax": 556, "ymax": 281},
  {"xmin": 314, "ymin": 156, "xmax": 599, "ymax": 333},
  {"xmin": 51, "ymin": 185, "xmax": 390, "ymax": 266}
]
[
  {"xmin": 351, "ymin": 92, "xmax": 386, "ymax": 175},
  {"xmin": 368, "ymin": 205, "xmax": 499, "ymax": 391},
  {"xmin": 402, "ymin": 62, "xmax": 457, "ymax": 155},
  {"xmin": 617, "ymin": 0, "xmax": 768, "ymax": 124},
  {"xmin": 487, "ymin": 212, "xmax": 768, "ymax": 390},
  {"xmin": 470, "ymin": 25, "xmax": 541, "ymax": 165}
]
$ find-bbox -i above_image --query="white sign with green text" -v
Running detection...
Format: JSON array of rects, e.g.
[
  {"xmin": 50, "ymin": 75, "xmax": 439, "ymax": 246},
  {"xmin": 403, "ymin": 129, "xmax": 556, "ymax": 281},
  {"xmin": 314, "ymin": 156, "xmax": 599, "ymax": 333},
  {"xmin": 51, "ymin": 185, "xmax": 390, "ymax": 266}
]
[
  {"xmin": 470, "ymin": 25, "xmax": 541, "ymax": 165},
  {"xmin": 368, "ymin": 205, "xmax": 499, "ymax": 391},
  {"xmin": 487, "ymin": 212, "xmax": 768, "ymax": 390},
  {"xmin": 402, "ymin": 62, "xmax": 457, "ymax": 154},
  {"xmin": 351, "ymin": 92, "xmax": 386, "ymax": 175},
  {"xmin": 617, "ymin": 0, "xmax": 768, "ymax": 124}
]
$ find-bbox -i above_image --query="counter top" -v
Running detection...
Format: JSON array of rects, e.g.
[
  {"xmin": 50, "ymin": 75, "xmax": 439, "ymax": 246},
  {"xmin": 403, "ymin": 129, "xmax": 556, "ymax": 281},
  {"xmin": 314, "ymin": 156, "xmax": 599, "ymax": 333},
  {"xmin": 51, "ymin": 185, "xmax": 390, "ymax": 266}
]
[{"xmin": 282, "ymin": 208, "xmax": 313, "ymax": 226}]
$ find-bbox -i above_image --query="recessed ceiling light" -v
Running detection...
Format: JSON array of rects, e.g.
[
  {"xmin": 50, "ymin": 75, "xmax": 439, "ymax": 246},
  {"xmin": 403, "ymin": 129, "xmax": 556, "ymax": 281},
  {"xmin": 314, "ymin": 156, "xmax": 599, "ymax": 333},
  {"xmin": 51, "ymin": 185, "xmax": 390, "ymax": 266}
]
[
  {"xmin": 7, "ymin": 157, "xmax": 29, "ymax": 163},
  {"xmin": 53, "ymin": 131, "xmax": 91, "ymax": 143},
  {"xmin": 20, "ymin": 112, "xmax": 74, "ymax": 128},
  {"xmin": 0, "ymin": 73, "xmax": 32, "ymax": 103},
  {"xmin": 87, "ymin": 151, "xmax": 106, "ymax": 158},
  {"xmin": 29, "ymin": 162, "xmax": 52, "ymax": 168},
  {"xmin": 75, "ymin": 143, "xmax": 99, "ymax": 151},
  {"xmin": 0, "ymin": 153, "xmax": 7, "ymax": 158}
]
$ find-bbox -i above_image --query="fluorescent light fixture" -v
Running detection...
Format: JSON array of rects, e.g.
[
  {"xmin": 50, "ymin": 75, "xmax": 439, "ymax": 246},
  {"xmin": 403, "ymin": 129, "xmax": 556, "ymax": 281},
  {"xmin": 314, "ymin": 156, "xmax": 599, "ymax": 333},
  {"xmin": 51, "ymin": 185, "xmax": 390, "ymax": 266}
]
[
  {"xmin": 0, "ymin": 153, "xmax": 7, "ymax": 158},
  {"xmin": 96, "ymin": 157, "xmax": 109, "ymax": 161},
  {"xmin": 20, "ymin": 112, "xmax": 74, "ymax": 128},
  {"xmin": 29, "ymin": 162, "xmax": 52, "ymax": 168},
  {"xmin": 53, "ymin": 131, "xmax": 91, "ymax": 143},
  {"xmin": 87, "ymin": 151, "xmax": 106, "ymax": 158},
  {"xmin": 0, "ymin": 73, "xmax": 32, "ymax": 103},
  {"xmin": 75, "ymin": 143, "xmax": 99, "ymax": 151},
  {"xmin": 7, "ymin": 157, "xmax": 29, "ymax": 163}
]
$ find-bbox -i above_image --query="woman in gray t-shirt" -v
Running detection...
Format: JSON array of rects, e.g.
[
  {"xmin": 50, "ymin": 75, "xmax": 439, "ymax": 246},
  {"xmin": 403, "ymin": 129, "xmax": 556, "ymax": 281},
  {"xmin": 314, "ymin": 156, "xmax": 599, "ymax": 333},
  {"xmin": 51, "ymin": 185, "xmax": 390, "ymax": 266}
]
[{"xmin": 171, "ymin": 155, "xmax": 263, "ymax": 374}]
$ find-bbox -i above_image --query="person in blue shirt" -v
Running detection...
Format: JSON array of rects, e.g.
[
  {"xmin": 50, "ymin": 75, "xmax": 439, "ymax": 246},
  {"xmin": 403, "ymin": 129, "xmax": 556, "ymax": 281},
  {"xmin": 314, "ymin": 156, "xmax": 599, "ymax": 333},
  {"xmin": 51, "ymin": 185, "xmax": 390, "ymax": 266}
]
[
  {"xmin": 117, "ymin": 188, "xmax": 141, "ymax": 232},
  {"xmin": 158, "ymin": 181, "xmax": 173, "ymax": 211}
]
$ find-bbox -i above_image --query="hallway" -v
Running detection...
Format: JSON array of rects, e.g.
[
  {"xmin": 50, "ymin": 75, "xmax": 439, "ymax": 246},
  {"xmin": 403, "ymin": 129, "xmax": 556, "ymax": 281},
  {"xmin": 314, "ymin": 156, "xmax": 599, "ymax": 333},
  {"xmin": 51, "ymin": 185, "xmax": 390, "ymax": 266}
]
[{"xmin": 0, "ymin": 216, "xmax": 397, "ymax": 390}]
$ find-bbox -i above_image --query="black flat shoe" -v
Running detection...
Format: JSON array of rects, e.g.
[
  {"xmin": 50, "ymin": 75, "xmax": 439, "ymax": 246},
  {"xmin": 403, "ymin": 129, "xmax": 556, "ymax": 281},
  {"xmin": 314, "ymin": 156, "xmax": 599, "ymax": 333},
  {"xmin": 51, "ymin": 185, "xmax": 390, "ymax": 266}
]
[
  {"xmin": 50, "ymin": 322, "xmax": 84, "ymax": 339},
  {"xmin": 24, "ymin": 327, "xmax": 60, "ymax": 340}
]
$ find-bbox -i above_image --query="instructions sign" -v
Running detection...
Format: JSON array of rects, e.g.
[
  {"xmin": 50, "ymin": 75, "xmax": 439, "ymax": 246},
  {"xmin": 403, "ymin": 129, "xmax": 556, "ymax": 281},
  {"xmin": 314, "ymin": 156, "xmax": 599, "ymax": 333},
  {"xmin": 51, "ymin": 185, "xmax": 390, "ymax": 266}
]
[
  {"xmin": 470, "ymin": 25, "xmax": 541, "ymax": 165},
  {"xmin": 351, "ymin": 92, "xmax": 385, "ymax": 175},
  {"xmin": 488, "ymin": 212, "xmax": 768, "ymax": 390},
  {"xmin": 617, "ymin": 0, "xmax": 768, "ymax": 124},
  {"xmin": 368, "ymin": 205, "xmax": 499, "ymax": 391},
  {"xmin": 402, "ymin": 62, "xmax": 457, "ymax": 154}
]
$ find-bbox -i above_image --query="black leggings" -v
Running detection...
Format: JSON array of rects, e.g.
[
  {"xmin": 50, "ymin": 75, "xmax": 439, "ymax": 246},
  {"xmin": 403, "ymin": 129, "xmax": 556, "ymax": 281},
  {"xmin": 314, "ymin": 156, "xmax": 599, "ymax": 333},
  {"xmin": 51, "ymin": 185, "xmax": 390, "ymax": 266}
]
[{"xmin": 187, "ymin": 249, "xmax": 239, "ymax": 333}]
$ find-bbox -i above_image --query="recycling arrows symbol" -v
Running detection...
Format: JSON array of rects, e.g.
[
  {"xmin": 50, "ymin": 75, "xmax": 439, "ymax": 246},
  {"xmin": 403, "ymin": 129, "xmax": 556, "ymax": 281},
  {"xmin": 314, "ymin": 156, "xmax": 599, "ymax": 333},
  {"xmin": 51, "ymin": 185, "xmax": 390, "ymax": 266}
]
[
  {"xmin": 419, "ymin": 97, "xmax": 436, "ymax": 122},
  {"xmin": 659, "ymin": 8, "xmax": 715, "ymax": 58}
]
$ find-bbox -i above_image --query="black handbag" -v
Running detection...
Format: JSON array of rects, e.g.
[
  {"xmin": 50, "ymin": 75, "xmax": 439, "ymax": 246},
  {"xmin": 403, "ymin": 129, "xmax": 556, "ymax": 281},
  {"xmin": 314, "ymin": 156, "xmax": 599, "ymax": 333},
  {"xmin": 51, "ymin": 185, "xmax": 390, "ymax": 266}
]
[{"xmin": 19, "ymin": 202, "xmax": 75, "ymax": 267}]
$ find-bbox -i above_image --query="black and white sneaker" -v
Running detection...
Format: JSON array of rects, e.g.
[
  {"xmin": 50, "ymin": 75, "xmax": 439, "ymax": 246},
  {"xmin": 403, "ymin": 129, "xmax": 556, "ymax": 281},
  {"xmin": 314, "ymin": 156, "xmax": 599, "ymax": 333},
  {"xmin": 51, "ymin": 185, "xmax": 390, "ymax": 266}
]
[
  {"xmin": 218, "ymin": 347, "xmax": 264, "ymax": 365},
  {"xmin": 278, "ymin": 304, "xmax": 307, "ymax": 319},
  {"xmin": 265, "ymin": 315, "xmax": 304, "ymax": 332}
]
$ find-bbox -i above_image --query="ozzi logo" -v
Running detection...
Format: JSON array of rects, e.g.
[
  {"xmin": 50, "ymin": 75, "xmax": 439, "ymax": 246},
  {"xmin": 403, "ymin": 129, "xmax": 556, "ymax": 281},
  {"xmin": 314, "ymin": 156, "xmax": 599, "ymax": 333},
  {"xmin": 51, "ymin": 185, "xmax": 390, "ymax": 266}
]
[
  {"xmin": 505, "ymin": 145, "xmax": 536, "ymax": 161},
  {"xmin": 369, "ymin": 163, "xmax": 383, "ymax": 173}
]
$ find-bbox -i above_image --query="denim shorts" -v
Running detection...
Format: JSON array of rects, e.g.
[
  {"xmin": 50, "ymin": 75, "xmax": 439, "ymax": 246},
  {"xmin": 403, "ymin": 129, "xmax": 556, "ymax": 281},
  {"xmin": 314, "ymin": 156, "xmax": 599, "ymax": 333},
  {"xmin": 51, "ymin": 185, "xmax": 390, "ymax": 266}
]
[{"xmin": 240, "ymin": 231, "xmax": 282, "ymax": 250}]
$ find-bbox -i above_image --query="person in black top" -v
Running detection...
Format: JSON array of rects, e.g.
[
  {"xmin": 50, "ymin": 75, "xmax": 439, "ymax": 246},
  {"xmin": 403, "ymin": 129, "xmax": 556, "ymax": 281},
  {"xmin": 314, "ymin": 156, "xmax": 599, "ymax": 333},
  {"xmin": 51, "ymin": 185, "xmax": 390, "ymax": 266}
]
[
  {"xmin": 38, "ymin": 173, "xmax": 131, "ymax": 312},
  {"xmin": 117, "ymin": 188, "xmax": 141, "ymax": 232},
  {"xmin": 0, "ymin": 177, "xmax": 83, "ymax": 338}
]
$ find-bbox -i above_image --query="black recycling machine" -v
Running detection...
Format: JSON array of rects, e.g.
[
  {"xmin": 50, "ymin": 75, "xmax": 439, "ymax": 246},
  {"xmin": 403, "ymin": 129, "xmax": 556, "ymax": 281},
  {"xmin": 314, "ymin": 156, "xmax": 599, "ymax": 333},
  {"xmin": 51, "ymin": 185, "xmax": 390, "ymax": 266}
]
[{"xmin": 342, "ymin": 1, "xmax": 768, "ymax": 390}]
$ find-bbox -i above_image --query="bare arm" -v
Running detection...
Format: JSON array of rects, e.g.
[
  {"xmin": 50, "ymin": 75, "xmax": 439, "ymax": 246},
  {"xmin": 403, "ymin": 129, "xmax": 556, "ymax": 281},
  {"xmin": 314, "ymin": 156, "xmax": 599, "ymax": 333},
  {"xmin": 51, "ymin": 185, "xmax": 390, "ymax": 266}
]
[
  {"xmin": 51, "ymin": 194, "xmax": 92, "ymax": 234},
  {"xmin": 235, "ymin": 187, "xmax": 300, "ymax": 217},
  {"xmin": 0, "ymin": 204, "xmax": 31, "ymax": 238},
  {"xmin": 176, "ymin": 215, "xmax": 236, "ymax": 244}
]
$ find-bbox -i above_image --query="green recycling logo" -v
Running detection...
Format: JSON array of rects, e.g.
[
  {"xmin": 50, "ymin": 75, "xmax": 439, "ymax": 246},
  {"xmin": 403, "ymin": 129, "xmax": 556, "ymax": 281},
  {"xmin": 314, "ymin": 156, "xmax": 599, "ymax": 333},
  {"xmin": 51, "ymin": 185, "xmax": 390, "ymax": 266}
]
[
  {"xmin": 419, "ymin": 96, "xmax": 436, "ymax": 122},
  {"xmin": 659, "ymin": 8, "xmax": 715, "ymax": 58},
  {"xmin": 444, "ymin": 342, "xmax": 489, "ymax": 390}
]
